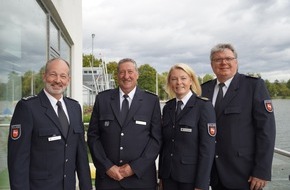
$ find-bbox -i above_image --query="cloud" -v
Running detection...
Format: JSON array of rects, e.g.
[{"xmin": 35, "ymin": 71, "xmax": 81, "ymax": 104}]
[{"xmin": 83, "ymin": 0, "xmax": 290, "ymax": 82}]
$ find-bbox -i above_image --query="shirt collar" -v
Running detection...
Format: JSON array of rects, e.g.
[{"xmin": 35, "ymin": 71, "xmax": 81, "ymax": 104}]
[
  {"xmin": 176, "ymin": 91, "xmax": 193, "ymax": 106},
  {"xmin": 43, "ymin": 89, "xmax": 64, "ymax": 106},
  {"xmin": 217, "ymin": 77, "xmax": 234, "ymax": 88},
  {"xmin": 119, "ymin": 86, "xmax": 136, "ymax": 100}
]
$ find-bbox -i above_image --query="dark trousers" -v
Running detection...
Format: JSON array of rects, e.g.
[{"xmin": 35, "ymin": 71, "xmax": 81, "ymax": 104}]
[
  {"xmin": 162, "ymin": 177, "xmax": 195, "ymax": 190},
  {"xmin": 211, "ymin": 162, "xmax": 250, "ymax": 190},
  {"xmin": 211, "ymin": 183, "xmax": 250, "ymax": 190}
]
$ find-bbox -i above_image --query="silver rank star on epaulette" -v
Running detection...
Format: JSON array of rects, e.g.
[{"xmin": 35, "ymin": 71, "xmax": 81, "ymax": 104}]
[{"xmin": 22, "ymin": 95, "xmax": 37, "ymax": 100}]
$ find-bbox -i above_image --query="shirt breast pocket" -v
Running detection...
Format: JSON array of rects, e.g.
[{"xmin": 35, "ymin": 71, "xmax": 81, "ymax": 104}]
[
  {"xmin": 73, "ymin": 127, "xmax": 84, "ymax": 134},
  {"xmin": 99, "ymin": 114, "xmax": 114, "ymax": 128},
  {"xmin": 134, "ymin": 115, "xmax": 148, "ymax": 127},
  {"xmin": 38, "ymin": 128, "xmax": 62, "ymax": 143},
  {"xmin": 178, "ymin": 120, "xmax": 195, "ymax": 133},
  {"xmin": 38, "ymin": 128, "xmax": 59, "ymax": 137},
  {"xmin": 224, "ymin": 106, "xmax": 242, "ymax": 115}
]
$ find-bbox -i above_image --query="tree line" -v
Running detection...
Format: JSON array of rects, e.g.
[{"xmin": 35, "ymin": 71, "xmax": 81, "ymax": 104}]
[
  {"xmin": 1, "ymin": 54, "xmax": 289, "ymax": 102},
  {"xmin": 83, "ymin": 54, "xmax": 290, "ymax": 100}
]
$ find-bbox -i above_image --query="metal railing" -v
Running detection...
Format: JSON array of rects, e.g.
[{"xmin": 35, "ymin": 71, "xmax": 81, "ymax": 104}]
[{"xmin": 274, "ymin": 147, "xmax": 290, "ymax": 158}]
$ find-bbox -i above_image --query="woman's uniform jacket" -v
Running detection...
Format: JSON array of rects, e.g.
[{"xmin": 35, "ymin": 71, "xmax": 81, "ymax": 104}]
[{"xmin": 159, "ymin": 93, "xmax": 216, "ymax": 190}]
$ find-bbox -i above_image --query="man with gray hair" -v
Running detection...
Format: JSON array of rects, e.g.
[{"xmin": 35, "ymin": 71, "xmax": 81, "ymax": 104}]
[
  {"xmin": 88, "ymin": 58, "xmax": 162, "ymax": 190},
  {"xmin": 202, "ymin": 43, "xmax": 276, "ymax": 190},
  {"xmin": 8, "ymin": 58, "xmax": 92, "ymax": 190}
]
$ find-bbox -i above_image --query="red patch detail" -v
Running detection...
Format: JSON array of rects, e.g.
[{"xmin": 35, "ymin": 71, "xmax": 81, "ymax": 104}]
[
  {"xmin": 264, "ymin": 100, "xmax": 273, "ymax": 112},
  {"xmin": 208, "ymin": 123, "xmax": 217, "ymax": 137},
  {"xmin": 11, "ymin": 125, "xmax": 21, "ymax": 140}
]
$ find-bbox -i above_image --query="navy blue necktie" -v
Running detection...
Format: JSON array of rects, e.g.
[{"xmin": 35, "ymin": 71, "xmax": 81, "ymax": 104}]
[
  {"xmin": 121, "ymin": 95, "xmax": 129, "ymax": 125},
  {"xmin": 176, "ymin": 100, "xmax": 183, "ymax": 116},
  {"xmin": 57, "ymin": 101, "xmax": 69, "ymax": 136},
  {"xmin": 215, "ymin": 83, "xmax": 225, "ymax": 113}
]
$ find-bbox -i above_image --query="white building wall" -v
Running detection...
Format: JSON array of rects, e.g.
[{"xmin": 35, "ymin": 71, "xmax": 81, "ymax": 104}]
[{"xmin": 50, "ymin": 0, "xmax": 83, "ymax": 104}]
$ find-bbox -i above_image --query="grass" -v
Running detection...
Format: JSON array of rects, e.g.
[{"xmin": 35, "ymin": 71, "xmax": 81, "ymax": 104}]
[{"xmin": 0, "ymin": 169, "xmax": 10, "ymax": 190}]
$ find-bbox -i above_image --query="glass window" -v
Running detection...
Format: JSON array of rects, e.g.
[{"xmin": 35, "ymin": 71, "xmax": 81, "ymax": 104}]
[
  {"xmin": 60, "ymin": 34, "xmax": 71, "ymax": 62},
  {"xmin": 49, "ymin": 20, "xmax": 59, "ymax": 57},
  {"xmin": 0, "ymin": 1, "xmax": 72, "ymax": 189},
  {"xmin": 0, "ymin": 0, "xmax": 46, "ymax": 125},
  {"xmin": 0, "ymin": 1, "xmax": 47, "ymax": 189}
]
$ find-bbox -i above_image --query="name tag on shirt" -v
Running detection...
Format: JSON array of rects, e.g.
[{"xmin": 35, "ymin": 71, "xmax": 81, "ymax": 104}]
[
  {"xmin": 48, "ymin": 135, "xmax": 61, "ymax": 141},
  {"xmin": 136, "ymin": 120, "xmax": 146, "ymax": 125},
  {"xmin": 180, "ymin": 128, "xmax": 192, "ymax": 133}
]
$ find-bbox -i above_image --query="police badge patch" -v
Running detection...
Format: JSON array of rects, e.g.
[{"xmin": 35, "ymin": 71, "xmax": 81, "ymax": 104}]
[
  {"xmin": 208, "ymin": 123, "xmax": 217, "ymax": 137},
  {"xmin": 11, "ymin": 124, "xmax": 21, "ymax": 140},
  {"xmin": 104, "ymin": 121, "xmax": 110, "ymax": 127},
  {"xmin": 264, "ymin": 100, "xmax": 273, "ymax": 113}
]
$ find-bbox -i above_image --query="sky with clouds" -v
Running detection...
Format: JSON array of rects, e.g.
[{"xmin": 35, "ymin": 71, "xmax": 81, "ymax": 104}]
[{"xmin": 82, "ymin": 0, "xmax": 290, "ymax": 82}]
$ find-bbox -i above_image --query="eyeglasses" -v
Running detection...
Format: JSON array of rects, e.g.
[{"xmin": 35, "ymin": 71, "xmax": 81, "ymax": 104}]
[{"xmin": 212, "ymin": 57, "xmax": 236, "ymax": 63}]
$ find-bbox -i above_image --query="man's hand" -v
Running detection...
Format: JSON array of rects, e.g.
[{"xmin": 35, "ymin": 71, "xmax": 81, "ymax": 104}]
[
  {"xmin": 119, "ymin": 164, "xmax": 134, "ymax": 178},
  {"xmin": 248, "ymin": 176, "xmax": 267, "ymax": 190},
  {"xmin": 106, "ymin": 165, "xmax": 124, "ymax": 181}
]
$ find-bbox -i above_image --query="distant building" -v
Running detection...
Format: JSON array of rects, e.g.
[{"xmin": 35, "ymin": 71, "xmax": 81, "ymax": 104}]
[{"xmin": 83, "ymin": 67, "xmax": 115, "ymax": 105}]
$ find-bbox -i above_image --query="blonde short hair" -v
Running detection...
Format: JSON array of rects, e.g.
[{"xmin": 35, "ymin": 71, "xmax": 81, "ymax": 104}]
[{"xmin": 165, "ymin": 63, "xmax": 201, "ymax": 98}]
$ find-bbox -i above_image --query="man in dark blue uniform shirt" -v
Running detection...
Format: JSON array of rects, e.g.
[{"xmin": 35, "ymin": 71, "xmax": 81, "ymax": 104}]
[
  {"xmin": 8, "ymin": 58, "xmax": 92, "ymax": 190},
  {"xmin": 87, "ymin": 58, "xmax": 162, "ymax": 190},
  {"xmin": 201, "ymin": 43, "xmax": 276, "ymax": 190}
]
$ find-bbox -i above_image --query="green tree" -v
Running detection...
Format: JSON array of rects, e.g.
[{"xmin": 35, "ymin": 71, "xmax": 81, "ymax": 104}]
[
  {"xmin": 34, "ymin": 67, "xmax": 45, "ymax": 94},
  {"xmin": 22, "ymin": 71, "xmax": 34, "ymax": 97},
  {"xmin": 21, "ymin": 67, "xmax": 45, "ymax": 97},
  {"xmin": 202, "ymin": 74, "xmax": 214, "ymax": 84},
  {"xmin": 198, "ymin": 76, "xmax": 202, "ymax": 85},
  {"xmin": 158, "ymin": 72, "xmax": 168, "ymax": 100},
  {"xmin": 265, "ymin": 80, "xmax": 277, "ymax": 97},
  {"xmin": 137, "ymin": 64, "xmax": 157, "ymax": 93},
  {"xmin": 0, "ymin": 83, "xmax": 5, "ymax": 100},
  {"xmin": 82, "ymin": 54, "xmax": 102, "ymax": 67},
  {"xmin": 286, "ymin": 79, "xmax": 290, "ymax": 90},
  {"xmin": 106, "ymin": 61, "xmax": 118, "ymax": 85},
  {"xmin": 278, "ymin": 84, "xmax": 290, "ymax": 98}
]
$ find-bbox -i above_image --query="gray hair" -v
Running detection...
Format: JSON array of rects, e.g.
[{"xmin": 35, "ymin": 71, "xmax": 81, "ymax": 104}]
[
  {"xmin": 45, "ymin": 57, "xmax": 70, "ymax": 74},
  {"xmin": 210, "ymin": 43, "xmax": 238, "ymax": 61},
  {"xmin": 117, "ymin": 58, "xmax": 138, "ymax": 73}
]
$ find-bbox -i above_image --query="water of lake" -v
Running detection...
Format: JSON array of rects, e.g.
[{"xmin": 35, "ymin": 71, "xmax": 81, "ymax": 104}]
[{"xmin": 272, "ymin": 99, "xmax": 290, "ymax": 152}]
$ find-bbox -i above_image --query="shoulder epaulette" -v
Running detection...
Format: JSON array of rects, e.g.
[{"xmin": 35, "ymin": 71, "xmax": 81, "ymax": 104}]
[
  {"xmin": 66, "ymin": 97, "xmax": 78, "ymax": 102},
  {"xmin": 246, "ymin": 75, "xmax": 260, "ymax": 79},
  {"xmin": 98, "ymin": 89, "xmax": 113, "ymax": 94},
  {"xmin": 145, "ymin": 90, "xmax": 157, "ymax": 96},
  {"xmin": 197, "ymin": 96, "xmax": 210, "ymax": 101},
  {"xmin": 165, "ymin": 98, "xmax": 175, "ymax": 104},
  {"xmin": 22, "ymin": 95, "xmax": 37, "ymax": 101}
]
